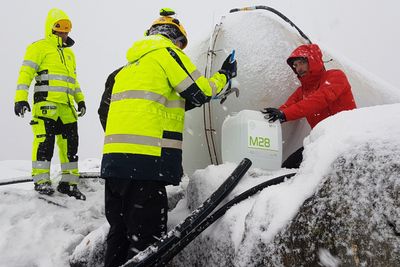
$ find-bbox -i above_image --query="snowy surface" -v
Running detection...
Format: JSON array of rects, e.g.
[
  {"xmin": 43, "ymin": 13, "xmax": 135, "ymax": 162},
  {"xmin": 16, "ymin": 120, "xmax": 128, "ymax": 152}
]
[{"xmin": 0, "ymin": 2, "xmax": 399, "ymax": 266}]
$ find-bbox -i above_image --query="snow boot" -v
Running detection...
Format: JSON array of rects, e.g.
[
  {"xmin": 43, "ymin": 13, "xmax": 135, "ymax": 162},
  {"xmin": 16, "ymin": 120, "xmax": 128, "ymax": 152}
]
[
  {"xmin": 57, "ymin": 182, "xmax": 86, "ymax": 201},
  {"xmin": 34, "ymin": 181, "xmax": 55, "ymax": 196}
]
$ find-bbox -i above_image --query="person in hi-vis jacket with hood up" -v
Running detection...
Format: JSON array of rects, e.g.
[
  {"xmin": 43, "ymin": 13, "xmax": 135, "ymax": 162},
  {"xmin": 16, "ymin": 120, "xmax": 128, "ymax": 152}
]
[
  {"xmin": 14, "ymin": 8, "xmax": 86, "ymax": 200},
  {"xmin": 262, "ymin": 43, "xmax": 356, "ymax": 168},
  {"xmin": 98, "ymin": 8, "xmax": 237, "ymax": 267}
]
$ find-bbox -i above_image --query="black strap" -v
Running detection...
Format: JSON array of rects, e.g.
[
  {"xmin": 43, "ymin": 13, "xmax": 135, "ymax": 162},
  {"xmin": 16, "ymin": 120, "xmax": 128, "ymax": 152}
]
[{"xmin": 166, "ymin": 47, "xmax": 193, "ymax": 81}]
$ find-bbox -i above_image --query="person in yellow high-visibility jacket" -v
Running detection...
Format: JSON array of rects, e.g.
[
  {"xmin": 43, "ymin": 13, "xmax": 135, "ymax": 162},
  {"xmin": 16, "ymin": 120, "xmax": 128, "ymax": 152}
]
[
  {"xmin": 98, "ymin": 8, "xmax": 237, "ymax": 266},
  {"xmin": 14, "ymin": 8, "xmax": 86, "ymax": 200}
]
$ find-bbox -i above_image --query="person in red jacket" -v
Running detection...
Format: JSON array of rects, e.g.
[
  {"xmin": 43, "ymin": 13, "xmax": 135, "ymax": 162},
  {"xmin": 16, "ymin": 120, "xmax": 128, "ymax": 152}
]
[{"xmin": 262, "ymin": 43, "xmax": 356, "ymax": 168}]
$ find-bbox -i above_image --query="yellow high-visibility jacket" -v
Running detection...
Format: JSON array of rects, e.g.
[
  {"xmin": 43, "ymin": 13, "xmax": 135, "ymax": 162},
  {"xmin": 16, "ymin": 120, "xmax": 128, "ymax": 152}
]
[
  {"xmin": 15, "ymin": 8, "xmax": 84, "ymax": 113},
  {"xmin": 101, "ymin": 34, "xmax": 227, "ymax": 185}
]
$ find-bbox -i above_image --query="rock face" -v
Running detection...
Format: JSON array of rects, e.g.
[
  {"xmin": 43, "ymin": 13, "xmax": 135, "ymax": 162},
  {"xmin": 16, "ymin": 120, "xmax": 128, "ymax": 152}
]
[
  {"xmin": 262, "ymin": 141, "xmax": 400, "ymax": 267},
  {"xmin": 172, "ymin": 141, "xmax": 400, "ymax": 267}
]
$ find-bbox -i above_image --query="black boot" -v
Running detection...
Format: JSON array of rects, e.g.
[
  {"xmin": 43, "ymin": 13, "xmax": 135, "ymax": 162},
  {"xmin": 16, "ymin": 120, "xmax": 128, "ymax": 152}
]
[
  {"xmin": 34, "ymin": 181, "xmax": 55, "ymax": 195},
  {"xmin": 57, "ymin": 182, "xmax": 86, "ymax": 201}
]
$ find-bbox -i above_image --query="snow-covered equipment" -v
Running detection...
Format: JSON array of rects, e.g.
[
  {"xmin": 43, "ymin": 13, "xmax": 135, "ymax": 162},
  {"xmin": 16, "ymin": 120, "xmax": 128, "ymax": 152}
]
[
  {"xmin": 183, "ymin": 5, "xmax": 311, "ymax": 174},
  {"xmin": 221, "ymin": 109, "xmax": 282, "ymax": 170},
  {"xmin": 124, "ymin": 158, "xmax": 252, "ymax": 267}
]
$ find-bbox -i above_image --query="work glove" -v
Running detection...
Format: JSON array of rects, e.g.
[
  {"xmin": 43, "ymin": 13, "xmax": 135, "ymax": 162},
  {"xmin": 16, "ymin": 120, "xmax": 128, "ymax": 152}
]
[
  {"xmin": 14, "ymin": 101, "xmax": 31, "ymax": 117},
  {"xmin": 77, "ymin": 101, "xmax": 86, "ymax": 117},
  {"xmin": 219, "ymin": 52, "xmax": 237, "ymax": 81},
  {"xmin": 261, "ymin": 107, "xmax": 286, "ymax": 123}
]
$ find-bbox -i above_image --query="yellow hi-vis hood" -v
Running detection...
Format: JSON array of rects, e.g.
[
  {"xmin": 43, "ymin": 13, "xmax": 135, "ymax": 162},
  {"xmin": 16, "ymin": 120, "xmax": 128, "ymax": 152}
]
[
  {"xmin": 45, "ymin": 8, "xmax": 71, "ymax": 43},
  {"xmin": 126, "ymin": 34, "xmax": 179, "ymax": 63}
]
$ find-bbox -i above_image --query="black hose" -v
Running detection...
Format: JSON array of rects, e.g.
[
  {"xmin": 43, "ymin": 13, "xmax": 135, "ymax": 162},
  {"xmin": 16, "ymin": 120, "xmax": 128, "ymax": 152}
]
[{"xmin": 230, "ymin": 6, "xmax": 312, "ymax": 44}]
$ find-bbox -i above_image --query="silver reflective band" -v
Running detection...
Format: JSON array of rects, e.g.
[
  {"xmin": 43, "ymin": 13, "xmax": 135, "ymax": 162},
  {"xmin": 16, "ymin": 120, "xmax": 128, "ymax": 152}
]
[
  {"xmin": 175, "ymin": 69, "xmax": 202, "ymax": 93},
  {"xmin": 111, "ymin": 90, "xmax": 185, "ymax": 109},
  {"xmin": 190, "ymin": 70, "xmax": 202, "ymax": 81},
  {"xmin": 34, "ymin": 85, "xmax": 76, "ymax": 95},
  {"xmin": 17, "ymin": 84, "xmax": 29, "ymax": 91},
  {"xmin": 22, "ymin": 60, "xmax": 39, "ymax": 70},
  {"xmin": 35, "ymin": 74, "xmax": 75, "ymax": 84},
  {"xmin": 209, "ymin": 81, "xmax": 217, "ymax": 96},
  {"xmin": 166, "ymin": 99, "xmax": 185, "ymax": 109},
  {"xmin": 112, "ymin": 90, "xmax": 166, "ymax": 105},
  {"xmin": 32, "ymin": 161, "xmax": 51, "ymax": 169},
  {"xmin": 33, "ymin": 173, "xmax": 50, "ymax": 183},
  {"xmin": 104, "ymin": 134, "xmax": 182, "ymax": 149},
  {"xmin": 60, "ymin": 174, "xmax": 79, "ymax": 183},
  {"xmin": 61, "ymin": 162, "xmax": 78, "ymax": 171},
  {"xmin": 75, "ymin": 87, "xmax": 82, "ymax": 93},
  {"xmin": 161, "ymin": 138, "xmax": 182, "ymax": 149}
]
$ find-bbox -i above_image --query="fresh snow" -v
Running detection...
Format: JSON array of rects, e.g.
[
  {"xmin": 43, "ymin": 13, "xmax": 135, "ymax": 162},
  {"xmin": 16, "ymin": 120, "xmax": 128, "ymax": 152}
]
[{"xmin": 1, "ymin": 1, "xmax": 399, "ymax": 266}]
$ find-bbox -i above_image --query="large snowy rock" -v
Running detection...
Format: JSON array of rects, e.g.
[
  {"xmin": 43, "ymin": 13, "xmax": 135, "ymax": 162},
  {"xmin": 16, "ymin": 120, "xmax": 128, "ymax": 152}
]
[
  {"xmin": 172, "ymin": 104, "xmax": 400, "ymax": 266},
  {"xmin": 172, "ymin": 140, "xmax": 400, "ymax": 267},
  {"xmin": 248, "ymin": 141, "xmax": 400, "ymax": 266}
]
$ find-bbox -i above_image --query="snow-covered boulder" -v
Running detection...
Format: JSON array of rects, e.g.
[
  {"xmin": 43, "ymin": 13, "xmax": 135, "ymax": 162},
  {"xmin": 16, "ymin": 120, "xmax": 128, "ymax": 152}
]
[
  {"xmin": 172, "ymin": 104, "xmax": 400, "ymax": 266},
  {"xmin": 261, "ymin": 141, "xmax": 400, "ymax": 266}
]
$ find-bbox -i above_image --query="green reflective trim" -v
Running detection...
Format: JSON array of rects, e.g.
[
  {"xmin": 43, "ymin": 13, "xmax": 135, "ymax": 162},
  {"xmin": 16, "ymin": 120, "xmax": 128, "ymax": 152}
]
[
  {"xmin": 22, "ymin": 60, "xmax": 39, "ymax": 70},
  {"xmin": 104, "ymin": 134, "xmax": 182, "ymax": 149},
  {"xmin": 17, "ymin": 84, "xmax": 29, "ymax": 90},
  {"xmin": 32, "ymin": 161, "xmax": 51, "ymax": 170},
  {"xmin": 35, "ymin": 74, "xmax": 75, "ymax": 84},
  {"xmin": 61, "ymin": 162, "xmax": 78, "ymax": 171}
]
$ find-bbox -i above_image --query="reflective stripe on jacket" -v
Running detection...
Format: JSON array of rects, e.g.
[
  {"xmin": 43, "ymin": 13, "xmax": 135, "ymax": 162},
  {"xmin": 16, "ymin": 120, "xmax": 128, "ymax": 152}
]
[
  {"xmin": 15, "ymin": 9, "xmax": 84, "ymax": 106},
  {"xmin": 101, "ymin": 35, "xmax": 227, "ymax": 185}
]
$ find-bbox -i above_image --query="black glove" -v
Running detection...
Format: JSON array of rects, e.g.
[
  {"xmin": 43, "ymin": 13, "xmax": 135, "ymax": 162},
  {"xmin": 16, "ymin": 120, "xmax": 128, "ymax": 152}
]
[
  {"xmin": 219, "ymin": 53, "xmax": 237, "ymax": 81},
  {"xmin": 77, "ymin": 101, "xmax": 86, "ymax": 117},
  {"xmin": 261, "ymin": 107, "xmax": 286, "ymax": 123},
  {"xmin": 14, "ymin": 101, "xmax": 31, "ymax": 117}
]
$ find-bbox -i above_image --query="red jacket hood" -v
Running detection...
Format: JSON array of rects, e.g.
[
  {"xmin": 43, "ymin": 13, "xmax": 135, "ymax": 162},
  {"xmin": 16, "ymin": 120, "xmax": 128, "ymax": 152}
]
[{"xmin": 287, "ymin": 44, "xmax": 325, "ymax": 87}]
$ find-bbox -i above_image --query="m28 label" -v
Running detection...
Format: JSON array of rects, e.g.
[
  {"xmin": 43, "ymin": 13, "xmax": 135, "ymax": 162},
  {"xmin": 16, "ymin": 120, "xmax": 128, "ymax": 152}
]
[{"xmin": 247, "ymin": 120, "xmax": 279, "ymax": 151}]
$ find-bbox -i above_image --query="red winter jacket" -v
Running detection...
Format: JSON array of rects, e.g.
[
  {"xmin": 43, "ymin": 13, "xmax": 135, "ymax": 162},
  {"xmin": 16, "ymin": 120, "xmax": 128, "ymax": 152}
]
[{"xmin": 280, "ymin": 44, "xmax": 356, "ymax": 128}]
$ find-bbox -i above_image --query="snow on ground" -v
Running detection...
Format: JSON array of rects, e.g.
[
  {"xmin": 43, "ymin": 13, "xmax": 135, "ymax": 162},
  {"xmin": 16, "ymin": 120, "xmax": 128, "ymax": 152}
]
[{"xmin": 0, "ymin": 159, "xmax": 105, "ymax": 267}]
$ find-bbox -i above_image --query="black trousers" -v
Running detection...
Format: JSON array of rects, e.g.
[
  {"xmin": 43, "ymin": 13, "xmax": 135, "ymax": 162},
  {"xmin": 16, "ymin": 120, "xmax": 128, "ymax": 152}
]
[
  {"xmin": 282, "ymin": 147, "xmax": 304, "ymax": 169},
  {"xmin": 104, "ymin": 178, "xmax": 168, "ymax": 267}
]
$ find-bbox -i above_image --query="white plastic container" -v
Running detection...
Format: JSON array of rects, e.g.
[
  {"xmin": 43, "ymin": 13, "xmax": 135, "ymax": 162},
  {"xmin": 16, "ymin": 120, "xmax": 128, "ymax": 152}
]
[{"xmin": 221, "ymin": 109, "xmax": 282, "ymax": 170}]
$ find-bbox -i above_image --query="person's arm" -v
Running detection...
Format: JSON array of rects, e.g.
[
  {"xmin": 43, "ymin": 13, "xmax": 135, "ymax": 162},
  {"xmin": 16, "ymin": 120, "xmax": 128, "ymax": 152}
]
[
  {"xmin": 281, "ymin": 70, "xmax": 351, "ymax": 121},
  {"xmin": 163, "ymin": 47, "xmax": 228, "ymax": 107},
  {"xmin": 15, "ymin": 44, "xmax": 42, "ymax": 103},
  {"xmin": 279, "ymin": 86, "xmax": 302, "ymax": 109},
  {"xmin": 98, "ymin": 67, "xmax": 123, "ymax": 130}
]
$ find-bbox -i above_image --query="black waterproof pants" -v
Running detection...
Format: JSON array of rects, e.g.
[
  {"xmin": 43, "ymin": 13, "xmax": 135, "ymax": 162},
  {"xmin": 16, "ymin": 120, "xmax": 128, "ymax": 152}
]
[{"xmin": 104, "ymin": 178, "xmax": 168, "ymax": 267}]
